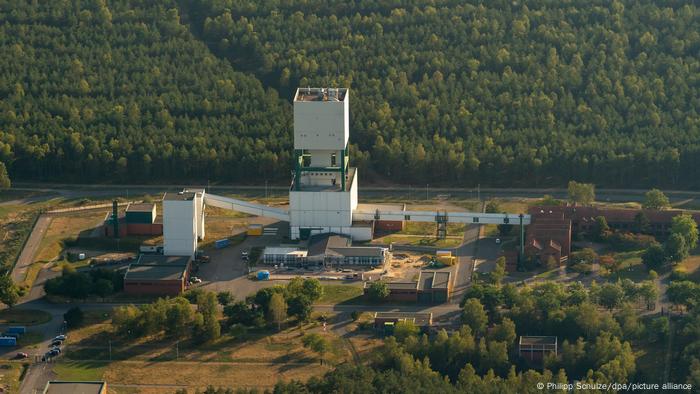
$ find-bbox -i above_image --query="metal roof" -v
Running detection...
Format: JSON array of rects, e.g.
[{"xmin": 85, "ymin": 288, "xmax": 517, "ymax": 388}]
[
  {"xmin": 43, "ymin": 381, "xmax": 106, "ymax": 394},
  {"xmin": 125, "ymin": 203, "xmax": 155, "ymax": 213}
]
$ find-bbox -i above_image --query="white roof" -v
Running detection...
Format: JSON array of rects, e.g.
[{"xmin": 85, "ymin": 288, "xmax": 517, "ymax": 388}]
[{"xmin": 264, "ymin": 247, "xmax": 307, "ymax": 257}]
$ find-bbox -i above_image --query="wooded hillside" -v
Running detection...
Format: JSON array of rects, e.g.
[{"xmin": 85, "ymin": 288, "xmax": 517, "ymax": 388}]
[{"xmin": 3, "ymin": 1, "xmax": 700, "ymax": 187}]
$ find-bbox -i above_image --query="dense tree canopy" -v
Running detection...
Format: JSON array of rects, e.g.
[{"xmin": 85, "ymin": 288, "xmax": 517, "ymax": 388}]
[{"xmin": 4, "ymin": 1, "xmax": 700, "ymax": 188}]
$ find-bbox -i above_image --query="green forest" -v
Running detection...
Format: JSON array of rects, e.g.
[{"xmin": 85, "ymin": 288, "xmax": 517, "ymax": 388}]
[{"xmin": 3, "ymin": 0, "xmax": 700, "ymax": 188}]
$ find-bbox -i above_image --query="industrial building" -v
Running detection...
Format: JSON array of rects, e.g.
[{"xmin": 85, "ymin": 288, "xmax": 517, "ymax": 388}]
[
  {"xmin": 123, "ymin": 255, "xmax": 191, "ymax": 296},
  {"xmin": 371, "ymin": 271, "xmax": 453, "ymax": 303},
  {"xmin": 43, "ymin": 381, "xmax": 107, "ymax": 394},
  {"xmin": 104, "ymin": 202, "xmax": 162, "ymax": 237},
  {"xmin": 262, "ymin": 234, "xmax": 388, "ymax": 267},
  {"xmin": 163, "ymin": 189, "xmax": 205, "ymax": 256},
  {"xmin": 158, "ymin": 87, "xmax": 530, "ymax": 258}
]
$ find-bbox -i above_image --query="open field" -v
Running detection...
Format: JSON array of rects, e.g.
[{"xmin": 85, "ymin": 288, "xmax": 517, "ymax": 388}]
[
  {"xmin": 317, "ymin": 284, "xmax": 363, "ymax": 304},
  {"xmin": 54, "ymin": 309, "xmax": 352, "ymax": 391},
  {"xmin": 34, "ymin": 212, "xmax": 108, "ymax": 262}
]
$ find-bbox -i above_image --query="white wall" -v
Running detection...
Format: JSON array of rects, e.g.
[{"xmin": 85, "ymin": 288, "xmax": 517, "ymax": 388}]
[
  {"xmin": 289, "ymin": 190, "xmax": 353, "ymax": 228},
  {"xmin": 294, "ymin": 99, "xmax": 349, "ymax": 150},
  {"xmin": 163, "ymin": 199, "xmax": 197, "ymax": 257}
]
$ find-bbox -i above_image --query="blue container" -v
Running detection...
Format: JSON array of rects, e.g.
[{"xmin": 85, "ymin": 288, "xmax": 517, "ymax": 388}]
[
  {"xmin": 0, "ymin": 337, "xmax": 17, "ymax": 346},
  {"xmin": 7, "ymin": 326, "xmax": 25, "ymax": 334},
  {"xmin": 215, "ymin": 239, "xmax": 231, "ymax": 249},
  {"xmin": 257, "ymin": 271, "xmax": 270, "ymax": 281}
]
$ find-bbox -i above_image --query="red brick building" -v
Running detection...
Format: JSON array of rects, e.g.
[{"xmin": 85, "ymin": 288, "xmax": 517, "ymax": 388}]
[
  {"xmin": 522, "ymin": 205, "xmax": 700, "ymax": 268},
  {"xmin": 123, "ymin": 255, "xmax": 191, "ymax": 296},
  {"xmin": 104, "ymin": 203, "xmax": 163, "ymax": 237}
]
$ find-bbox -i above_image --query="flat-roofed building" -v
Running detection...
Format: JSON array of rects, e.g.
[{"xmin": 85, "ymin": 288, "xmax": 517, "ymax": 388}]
[
  {"xmin": 374, "ymin": 312, "xmax": 433, "ymax": 333},
  {"xmin": 43, "ymin": 381, "xmax": 107, "ymax": 394},
  {"xmin": 263, "ymin": 247, "xmax": 308, "ymax": 265},
  {"xmin": 369, "ymin": 270, "xmax": 452, "ymax": 304},
  {"xmin": 123, "ymin": 255, "xmax": 191, "ymax": 296},
  {"xmin": 104, "ymin": 202, "xmax": 163, "ymax": 237},
  {"xmin": 518, "ymin": 336, "xmax": 557, "ymax": 362}
]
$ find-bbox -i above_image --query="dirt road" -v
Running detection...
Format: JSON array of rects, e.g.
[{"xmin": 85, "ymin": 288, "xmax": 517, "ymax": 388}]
[{"xmin": 11, "ymin": 215, "xmax": 51, "ymax": 285}]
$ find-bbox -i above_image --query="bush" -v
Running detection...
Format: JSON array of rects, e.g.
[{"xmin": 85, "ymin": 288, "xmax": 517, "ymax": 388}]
[
  {"xmin": 570, "ymin": 263, "xmax": 593, "ymax": 275},
  {"xmin": 44, "ymin": 268, "xmax": 122, "ymax": 299},
  {"xmin": 670, "ymin": 269, "xmax": 689, "ymax": 281},
  {"xmin": 606, "ymin": 232, "xmax": 657, "ymax": 252},
  {"xmin": 366, "ymin": 281, "xmax": 389, "ymax": 301},
  {"xmin": 64, "ymin": 307, "xmax": 84, "ymax": 329}
]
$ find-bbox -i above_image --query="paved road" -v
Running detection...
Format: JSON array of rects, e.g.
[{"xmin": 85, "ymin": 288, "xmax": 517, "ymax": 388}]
[{"xmin": 11, "ymin": 215, "xmax": 51, "ymax": 284}]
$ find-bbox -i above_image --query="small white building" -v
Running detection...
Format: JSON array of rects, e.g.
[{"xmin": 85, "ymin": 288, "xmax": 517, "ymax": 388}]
[{"xmin": 163, "ymin": 189, "xmax": 205, "ymax": 257}]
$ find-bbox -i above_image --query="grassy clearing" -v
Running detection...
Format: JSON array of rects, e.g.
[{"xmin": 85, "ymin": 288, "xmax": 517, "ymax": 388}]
[
  {"xmin": 17, "ymin": 331, "xmax": 44, "ymax": 348},
  {"xmin": 35, "ymin": 212, "xmax": 107, "ymax": 262},
  {"xmin": 58, "ymin": 318, "xmax": 348, "ymax": 389},
  {"xmin": 610, "ymin": 250, "xmax": 647, "ymax": 282},
  {"xmin": 376, "ymin": 235, "xmax": 461, "ymax": 248},
  {"xmin": 0, "ymin": 362, "xmax": 27, "ymax": 393},
  {"xmin": 53, "ymin": 361, "xmax": 108, "ymax": 381},
  {"xmin": 0, "ymin": 309, "xmax": 52, "ymax": 326},
  {"xmin": 676, "ymin": 255, "xmax": 700, "ymax": 282},
  {"xmin": 102, "ymin": 360, "xmax": 329, "ymax": 389},
  {"xmin": 398, "ymin": 222, "xmax": 465, "ymax": 236},
  {"xmin": 317, "ymin": 285, "xmax": 363, "ymax": 304}
]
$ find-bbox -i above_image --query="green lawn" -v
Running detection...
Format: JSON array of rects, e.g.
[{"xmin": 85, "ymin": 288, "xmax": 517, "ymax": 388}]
[
  {"xmin": 53, "ymin": 361, "xmax": 108, "ymax": 381},
  {"xmin": 17, "ymin": 331, "xmax": 44, "ymax": 348},
  {"xmin": 0, "ymin": 309, "xmax": 52, "ymax": 326},
  {"xmin": 611, "ymin": 250, "xmax": 647, "ymax": 282},
  {"xmin": 317, "ymin": 285, "xmax": 363, "ymax": 304},
  {"xmin": 377, "ymin": 235, "xmax": 462, "ymax": 248}
]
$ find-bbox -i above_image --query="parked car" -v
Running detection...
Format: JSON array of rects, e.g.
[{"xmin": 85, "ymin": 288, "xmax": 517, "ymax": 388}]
[
  {"xmin": 50, "ymin": 340, "xmax": 62, "ymax": 347},
  {"xmin": 15, "ymin": 352, "xmax": 28, "ymax": 359},
  {"xmin": 50, "ymin": 346, "xmax": 61, "ymax": 354},
  {"xmin": 46, "ymin": 349, "xmax": 59, "ymax": 357},
  {"xmin": 53, "ymin": 335, "xmax": 67, "ymax": 341},
  {"xmin": 190, "ymin": 277, "xmax": 202, "ymax": 284},
  {"xmin": 241, "ymin": 251, "xmax": 249, "ymax": 260},
  {"xmin": 495, "ymin": 238, "xmax": 501, "ymax": 244}
]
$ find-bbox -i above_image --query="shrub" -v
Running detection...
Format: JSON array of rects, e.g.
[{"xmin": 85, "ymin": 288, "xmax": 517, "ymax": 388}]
[
  {"xmin": 64, "ymin": 307, "xmax": 84, "ymax": 328},
  {"xmin": 606, "ymin": 232, "xmax": 657, "ymax": 252}
]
